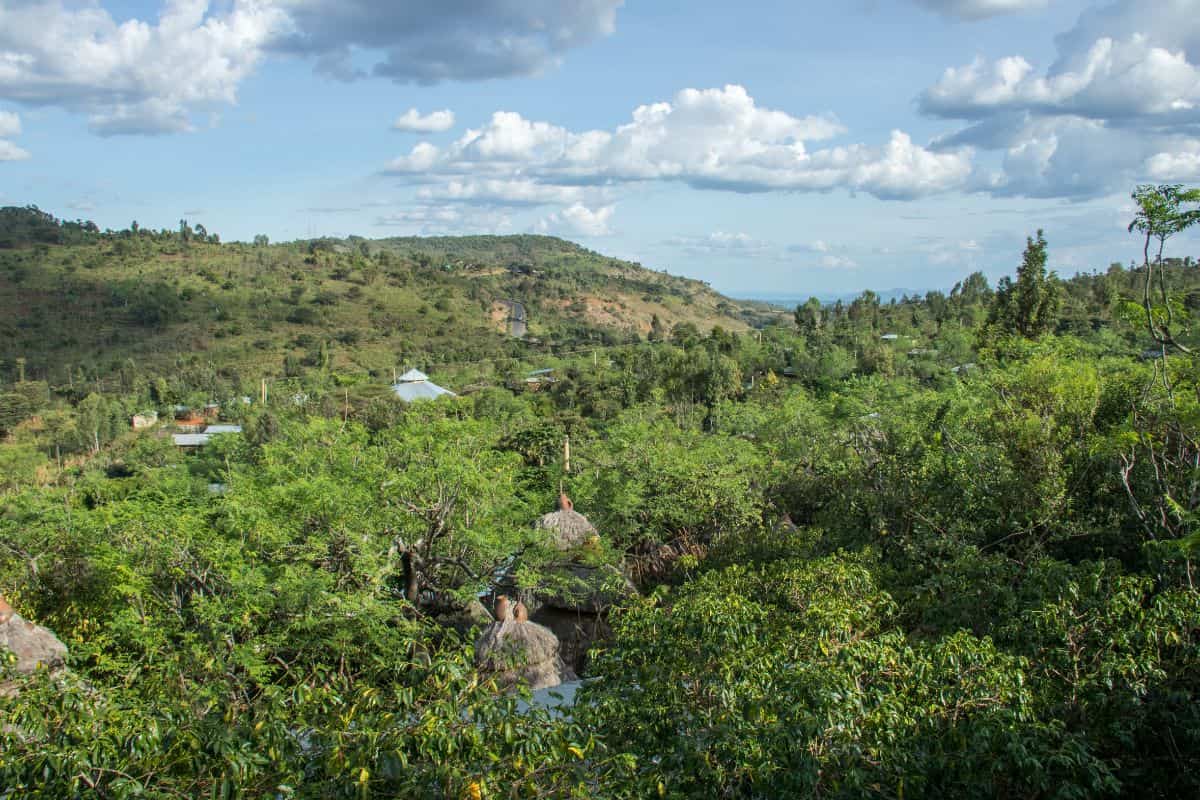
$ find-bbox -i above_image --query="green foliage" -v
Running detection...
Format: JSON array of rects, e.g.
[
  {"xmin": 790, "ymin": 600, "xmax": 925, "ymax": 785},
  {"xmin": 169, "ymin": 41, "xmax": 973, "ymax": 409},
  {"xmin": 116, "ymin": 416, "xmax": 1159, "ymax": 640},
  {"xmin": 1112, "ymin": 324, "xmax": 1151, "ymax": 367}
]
[
  {"xmin": 990, "ymin": 230, "xmax": 1061, "ymax": 338},
  {"xmin": 573, "ymin": 411, "xmax": 766, "ymax": 551},
  {"xmin": 1, "ymin": 191, "xmax": 1200, "ymax": 798}
]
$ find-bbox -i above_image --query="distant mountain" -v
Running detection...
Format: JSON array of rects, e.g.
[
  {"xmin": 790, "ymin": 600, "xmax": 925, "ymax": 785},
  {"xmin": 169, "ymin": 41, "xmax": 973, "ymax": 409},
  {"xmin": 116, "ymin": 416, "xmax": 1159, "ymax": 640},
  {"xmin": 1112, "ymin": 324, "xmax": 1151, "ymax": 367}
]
[
  {"xmin": 739, "ymin": 288, "xmax": 938, "ymax": 308},
  {"xmin": 0, "ymin": 208, "xmax": 765, "ymax": 386}
]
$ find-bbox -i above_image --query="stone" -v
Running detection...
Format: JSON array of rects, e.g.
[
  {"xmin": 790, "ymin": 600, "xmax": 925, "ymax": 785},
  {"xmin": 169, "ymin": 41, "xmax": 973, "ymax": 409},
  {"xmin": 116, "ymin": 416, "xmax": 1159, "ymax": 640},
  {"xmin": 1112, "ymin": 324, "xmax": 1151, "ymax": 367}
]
[{"xmin": 0, "ymin": 598, "xmax": 68, "ymax": 694}]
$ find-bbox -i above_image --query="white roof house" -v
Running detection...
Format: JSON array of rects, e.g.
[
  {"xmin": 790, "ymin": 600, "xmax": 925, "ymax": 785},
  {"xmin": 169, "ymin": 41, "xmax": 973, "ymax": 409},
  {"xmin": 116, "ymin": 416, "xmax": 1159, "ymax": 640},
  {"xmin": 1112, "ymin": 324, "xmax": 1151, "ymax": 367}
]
[
  {"xmin": 392, "ymin": 369, "xmax": 457, "ymax": 403},
  {"xmin": 172, "ymin": 433, "xmax": 211, "ymax": 448},
  {"xmin": 173, "ymin": 424, "xmax": 243, "ymax": 448}
]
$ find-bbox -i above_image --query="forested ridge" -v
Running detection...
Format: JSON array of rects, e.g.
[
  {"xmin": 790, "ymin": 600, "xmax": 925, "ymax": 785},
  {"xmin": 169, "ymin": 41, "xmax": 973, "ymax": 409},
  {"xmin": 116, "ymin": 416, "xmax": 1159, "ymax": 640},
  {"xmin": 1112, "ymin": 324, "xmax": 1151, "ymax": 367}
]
[
  {"xmin": 0, "ymin": 206, "xmax": 756, "ymax": 393},
  {"xmin": 1, "ymin": 187, "xmax": 1199, "ymax": 799}
]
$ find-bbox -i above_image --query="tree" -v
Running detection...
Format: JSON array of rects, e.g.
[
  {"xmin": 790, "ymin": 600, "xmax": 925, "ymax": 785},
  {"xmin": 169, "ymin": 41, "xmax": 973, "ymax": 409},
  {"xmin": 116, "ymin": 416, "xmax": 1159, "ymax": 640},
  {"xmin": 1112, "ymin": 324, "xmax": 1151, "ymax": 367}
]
[
  {"xmin": 794, "ymin": 297, "xmax": 824, "ymax": 339},
  {"xmin": 1128, "ymin": 184, "xmax": 1200, "ymax": 354},
  {"xmin": 990, "ymin": 230, "xmax": 1060, "ymax": 338}
]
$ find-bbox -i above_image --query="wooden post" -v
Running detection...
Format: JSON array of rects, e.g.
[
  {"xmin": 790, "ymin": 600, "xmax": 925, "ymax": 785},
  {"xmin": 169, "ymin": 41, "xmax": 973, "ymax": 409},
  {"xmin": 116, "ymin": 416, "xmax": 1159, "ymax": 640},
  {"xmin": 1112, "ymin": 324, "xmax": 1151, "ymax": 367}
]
[
  {"xmin": 564, "ymin": 436, "xmax": 571, "ymax": 474},
  {"xmin": 261, "ymin": 378, "xmax": 268, "ymax": 405}
]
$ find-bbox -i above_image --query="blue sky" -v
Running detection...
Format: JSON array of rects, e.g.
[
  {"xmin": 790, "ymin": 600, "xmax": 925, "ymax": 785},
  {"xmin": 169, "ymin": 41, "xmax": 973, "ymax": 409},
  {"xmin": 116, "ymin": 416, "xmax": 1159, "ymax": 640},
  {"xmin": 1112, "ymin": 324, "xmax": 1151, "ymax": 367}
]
[{"xmin": 1, "ymin": 0, "xmax": 1199, "ymax": 297}]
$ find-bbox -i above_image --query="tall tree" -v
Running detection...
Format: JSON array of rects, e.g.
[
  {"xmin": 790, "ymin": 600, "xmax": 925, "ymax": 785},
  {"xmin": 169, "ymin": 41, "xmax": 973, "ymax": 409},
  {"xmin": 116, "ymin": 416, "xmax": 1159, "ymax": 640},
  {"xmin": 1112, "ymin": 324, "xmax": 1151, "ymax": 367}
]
[
  {"xmin": 1128, "ymin": 184, "xmax": 1200, "ymax": 354},
  {"xmin": 794, "ymin": 297, "xmax": 824, "ymax": 339},
  {"xmin": 990, "ymin": 230, "xmax": 1060, "ymax": 338}
]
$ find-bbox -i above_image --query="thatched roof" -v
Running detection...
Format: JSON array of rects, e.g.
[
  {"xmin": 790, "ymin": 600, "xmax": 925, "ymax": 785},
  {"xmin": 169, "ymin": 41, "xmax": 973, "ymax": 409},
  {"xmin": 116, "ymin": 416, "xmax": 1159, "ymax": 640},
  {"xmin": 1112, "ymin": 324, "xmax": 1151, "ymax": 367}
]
[
  {"xmin": 535, "ymin": 510, "xmax": 598, "ymax": 550},
  {"xmin": 474, "ymin": 619, "xmax": 569, "ymax": 690},
  {"xmin": 534, "ymin": 495, "xmax": 598, "ymax": 551}
]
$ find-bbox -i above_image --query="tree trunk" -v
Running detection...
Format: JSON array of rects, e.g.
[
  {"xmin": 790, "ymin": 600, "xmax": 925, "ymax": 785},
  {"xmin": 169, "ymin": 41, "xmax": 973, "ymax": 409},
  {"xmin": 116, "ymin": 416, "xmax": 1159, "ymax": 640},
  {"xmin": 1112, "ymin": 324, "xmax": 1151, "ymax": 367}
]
[{"xmin": 401, "ymin": 550, "xmax": 420, "ymax": 605}]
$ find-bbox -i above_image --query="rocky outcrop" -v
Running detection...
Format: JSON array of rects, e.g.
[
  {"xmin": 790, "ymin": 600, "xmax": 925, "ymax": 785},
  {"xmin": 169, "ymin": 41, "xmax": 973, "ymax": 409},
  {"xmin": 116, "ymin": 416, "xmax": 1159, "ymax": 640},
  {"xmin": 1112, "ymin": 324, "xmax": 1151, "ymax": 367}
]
[{"xmin": 0, "ymin": 596, "xmax": 68, "ymax": 695}]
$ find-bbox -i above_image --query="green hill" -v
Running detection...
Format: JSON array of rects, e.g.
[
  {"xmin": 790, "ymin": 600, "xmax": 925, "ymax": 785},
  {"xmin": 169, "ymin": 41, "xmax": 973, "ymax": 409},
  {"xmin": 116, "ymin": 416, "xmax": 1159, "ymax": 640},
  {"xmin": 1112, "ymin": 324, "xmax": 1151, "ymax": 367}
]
[{"xmin": 0, "ymin": 207, "xmax": 760, "ymax": 388}]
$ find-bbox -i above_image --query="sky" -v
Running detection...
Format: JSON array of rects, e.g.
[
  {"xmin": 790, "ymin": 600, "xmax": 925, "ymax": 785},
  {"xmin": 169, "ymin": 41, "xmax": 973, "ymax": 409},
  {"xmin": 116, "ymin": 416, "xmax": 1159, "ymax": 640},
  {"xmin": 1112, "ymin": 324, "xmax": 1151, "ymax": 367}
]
[{"xmin": 2, "ymin": 0, "xmax": 1200, "ymax": 297}]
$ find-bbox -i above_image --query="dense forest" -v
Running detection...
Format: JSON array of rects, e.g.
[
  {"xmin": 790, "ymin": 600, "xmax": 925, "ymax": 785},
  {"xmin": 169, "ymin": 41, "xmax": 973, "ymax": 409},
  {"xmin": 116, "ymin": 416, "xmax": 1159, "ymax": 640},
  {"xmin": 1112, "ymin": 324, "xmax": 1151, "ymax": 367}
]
[{"xmin": 1, "ymin": 186, "xmax": 1199, "ymax": 798}]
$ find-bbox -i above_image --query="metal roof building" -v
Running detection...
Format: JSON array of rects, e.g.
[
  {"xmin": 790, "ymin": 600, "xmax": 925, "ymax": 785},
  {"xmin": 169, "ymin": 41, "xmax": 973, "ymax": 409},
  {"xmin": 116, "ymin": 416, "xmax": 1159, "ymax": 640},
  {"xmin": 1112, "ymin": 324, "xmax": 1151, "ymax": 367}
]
[
  {"xmin": 392, "ymin": 369, "xmax": 457, "ymax": 402},
  {"xmin": 172, "ymin": 424, "xmax": 243, "ymax": 449}
]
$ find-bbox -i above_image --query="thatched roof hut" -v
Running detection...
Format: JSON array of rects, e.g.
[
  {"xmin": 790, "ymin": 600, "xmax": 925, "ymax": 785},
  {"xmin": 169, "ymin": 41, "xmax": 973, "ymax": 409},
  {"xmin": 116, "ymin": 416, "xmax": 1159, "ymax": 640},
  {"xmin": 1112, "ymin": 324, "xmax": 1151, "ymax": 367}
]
[
  {"xmin": 534, "ymin": 493, "xmax": 599, "ymax": 551},
  {"xmin": 474, "ymin": 617, "xmax": 571, "ymax": 690}
]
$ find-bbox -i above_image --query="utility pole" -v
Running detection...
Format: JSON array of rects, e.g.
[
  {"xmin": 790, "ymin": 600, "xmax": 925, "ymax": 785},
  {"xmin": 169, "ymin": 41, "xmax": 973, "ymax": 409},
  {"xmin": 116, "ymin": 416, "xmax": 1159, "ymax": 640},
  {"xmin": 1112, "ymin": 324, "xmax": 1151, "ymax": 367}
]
[{"xmin": 563, "ymin": 436, "xmax": 571, "ymax": 474}]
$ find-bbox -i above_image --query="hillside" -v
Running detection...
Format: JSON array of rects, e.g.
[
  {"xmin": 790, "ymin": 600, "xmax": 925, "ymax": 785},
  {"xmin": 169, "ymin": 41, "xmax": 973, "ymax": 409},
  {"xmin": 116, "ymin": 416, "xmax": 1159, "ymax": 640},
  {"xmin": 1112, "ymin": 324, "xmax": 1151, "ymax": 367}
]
[{"xmin": 0, "ymin": 207, "xmax": 759, "ymax": 387}]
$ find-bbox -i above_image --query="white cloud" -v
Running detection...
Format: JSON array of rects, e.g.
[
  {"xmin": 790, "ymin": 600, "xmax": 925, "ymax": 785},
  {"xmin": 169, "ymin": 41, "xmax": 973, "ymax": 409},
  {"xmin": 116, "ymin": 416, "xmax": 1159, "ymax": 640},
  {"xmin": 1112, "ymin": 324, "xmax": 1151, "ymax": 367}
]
[
  {"xmin": 788, "ymin": 240, "xmax": 858, "ymax": 268},
  {"xmin": 1146, "ymin": 142, "xmax": 1200, "ymax": 181},
  {"xmin": 417, "ymin": 179, "xmax": 588, "ymax": 206},
  {"xmin": 913, "ymin": 0, "xmax": 1050, "ymax": 20},
  {"xmin": 0, "ymin": 139, "xmax": 29, "ymax": 162},
  {"xmin": 921, "ymin": 37, "xmax": 1200, "ymax": 122},
  {"xmin": 0, "ymin": 110, "xmax": 27, "ymax": 160},
  {"xmin": 0, "ymin": 111, "xmax": 20, "ymax": 138},
  {"xmin": 0, "ymin": 0, "xmax": 621, "ymax": 136},
  {"xmin": 918, "ymin": 0, "xmax": 1200, "ymax": 199},
  {"xmin": 0, "ymin": 0, "xmax": 287, "ymax": 135},
  {"xmin": 384, "ymin": 85, "xmax": 972, "ymax": 200},
  {"xmin": 536, "ymin": 203, "xmax": 615, "ymax": 237},
  {"xmin": 392, "ymin": 108, "xmax": 455, "ymax": 133}
]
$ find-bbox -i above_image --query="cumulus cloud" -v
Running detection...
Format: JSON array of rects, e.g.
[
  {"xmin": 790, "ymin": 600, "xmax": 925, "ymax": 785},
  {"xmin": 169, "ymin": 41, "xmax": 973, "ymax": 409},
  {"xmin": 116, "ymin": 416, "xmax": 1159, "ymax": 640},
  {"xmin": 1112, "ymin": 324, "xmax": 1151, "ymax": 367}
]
[
  {"xmin": 944, "ymin": 113, "xmax": 1148, "ymax": 198},
  {"xmin": 921, "ymin": 37, "xmax": 1200, "ymax": 122},
  {"xmin": 272, "ymin": 0, "xmax": 623, "ymax": 84},
  {"xmin": 0, "ymin": 0, "xmax": 286, "ymax": 135},
  {"xmin": 0, "ymin": 139, "xmax": 29, "ymax": 162},
  {"xmin": 913, "ymin": 0, "xmax": 1051, "ymax": 21},
  {"xmin": 535, "ymin": 203, "xmax": 615, "ymax": 237},
  {"xmin": 1146, "ymin": 142, "xmax": 1200, "ymax": 180},
  {"xmin": 392, "ymin": 108, "xmax": 456, "ymax": 133},
  {"xmin": 0, "ymin": 110, "xmax": 28, "ymax": 161},
  {"xmin": 384, "ymin": 85, "xmax": 972, "ymax": 200},
  {"xmin": 0, "ymin": 0, "xmax": 621, "ymax": 136},
  {"xmin": 918, "ymin": 0, "xmax": 1200, "ymax": 198}
]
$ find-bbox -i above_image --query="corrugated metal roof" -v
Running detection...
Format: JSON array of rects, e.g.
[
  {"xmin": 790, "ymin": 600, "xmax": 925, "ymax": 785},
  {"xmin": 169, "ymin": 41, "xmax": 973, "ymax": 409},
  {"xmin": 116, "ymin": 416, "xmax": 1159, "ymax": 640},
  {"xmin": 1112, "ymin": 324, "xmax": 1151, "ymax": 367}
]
[
  {"xmin": 392, "ymin": 379, "xmax": 456, "ymax": 402},
  {"xmin": 397, "ymin": 368, "xmax": 429, "ymax": 382},
  {"xmin": 204, "ymin": 425, "xmax": 243, "ymax": 434},
  {"xmin": 173, "ymin": 434, "xmax": 210, "ymax": 447}
]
